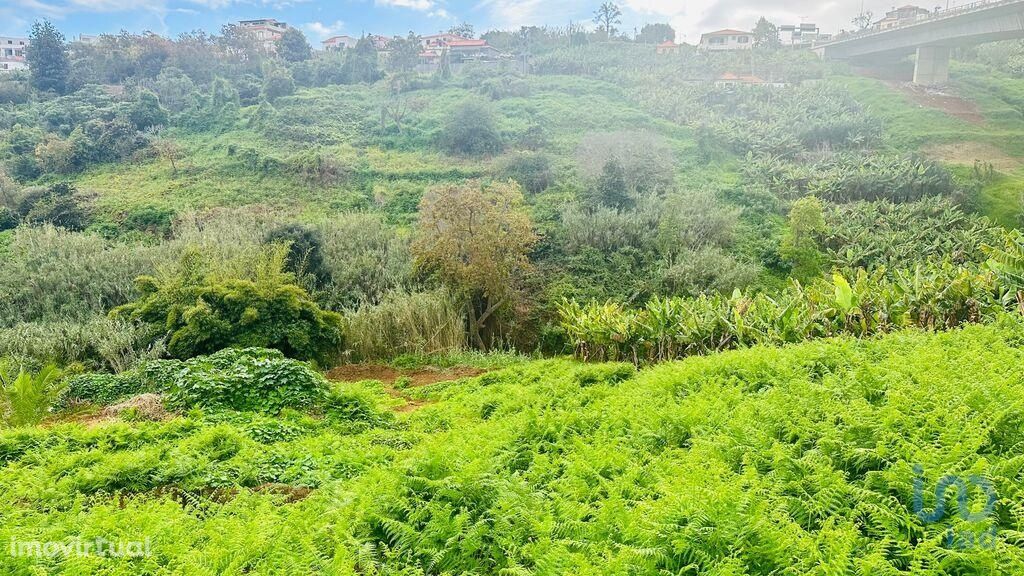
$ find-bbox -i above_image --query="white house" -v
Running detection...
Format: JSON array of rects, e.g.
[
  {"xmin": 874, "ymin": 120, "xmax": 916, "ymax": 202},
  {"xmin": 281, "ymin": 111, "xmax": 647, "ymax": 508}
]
[
  {"xmin": 322, "ymin": 35, "xmax": 358, "ymax": 51},
  {"xmin": 698, "ymin": 29, "xmax": 753, "ymax": 51},
  {"xmin": 0, "ymin": 36, "xmax": 29, "ymax": 72},
  {"xmin": 238, "ymin": 18, "xmax": 288, "ymax": 52}
]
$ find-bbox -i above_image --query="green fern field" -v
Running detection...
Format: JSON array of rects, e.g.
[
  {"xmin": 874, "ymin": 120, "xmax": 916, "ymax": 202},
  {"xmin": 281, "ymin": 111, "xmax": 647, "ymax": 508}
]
[{"xmin": 3, "ymin": 319, "xmax": 1024, "ymax": 574}]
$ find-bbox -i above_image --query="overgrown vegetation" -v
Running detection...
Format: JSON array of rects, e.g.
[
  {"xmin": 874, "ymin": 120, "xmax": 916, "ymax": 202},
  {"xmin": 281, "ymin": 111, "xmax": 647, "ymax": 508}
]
[{"xmin": 5, "ymin": 12, "xmax": 1024, "ymax": 573}]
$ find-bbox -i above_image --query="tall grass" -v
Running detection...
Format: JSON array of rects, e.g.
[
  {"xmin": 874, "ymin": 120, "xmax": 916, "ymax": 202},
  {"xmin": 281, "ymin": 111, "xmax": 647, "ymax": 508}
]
[{"xmin": 343, "ymin": 289, "xmax": 465, "ymax": 361}]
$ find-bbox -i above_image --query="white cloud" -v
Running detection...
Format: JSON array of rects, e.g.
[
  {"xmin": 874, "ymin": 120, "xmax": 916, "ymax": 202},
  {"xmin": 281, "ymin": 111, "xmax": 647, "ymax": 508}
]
[
  {"xmin": 304, "ymin": 19, "xmax": 345, "ymax": 39},
  {"xmin": 477, "ymin": 0, "xmax": 588, "ymax": 28},
  {"xmin": 429, "ymin": 8, "xmax": 453, "ymax": 19},
  {"xmin": 375, "ymin": 0, "xmax": 434, "ymax": 11}
]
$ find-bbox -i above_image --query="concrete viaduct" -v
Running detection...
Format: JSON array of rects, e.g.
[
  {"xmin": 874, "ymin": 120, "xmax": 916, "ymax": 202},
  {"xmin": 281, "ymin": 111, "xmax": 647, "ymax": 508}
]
[{"xmin": 813, "ymin": 0, "xmax": 1024, "ymax": 85}]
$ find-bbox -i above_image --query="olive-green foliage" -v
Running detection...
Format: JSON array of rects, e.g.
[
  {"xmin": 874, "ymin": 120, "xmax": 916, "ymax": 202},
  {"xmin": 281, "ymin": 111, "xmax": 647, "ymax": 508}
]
[
  {"xmin": 0, "ymin": 316, "xmax": 162, "ymax": 373},
  {"xmin": 0, "ymin": 225, "xmax": 166, "ymax": 326},
  {"xmin": 112, "ymin": 248, "xmax": 344, "ymax": 364},
  {"xmin": 315, "ymin": 213, "xmax": 413, "ymax": 309},
  {"xmin": 560, "ymin": 263, "xmax": 1002, "ymax": 363},
  {"xmin": 495, "ymin": 151, "xmax": 553, "ymax": 194},
  {"xmin": 823, "ymin": 198, "xmax": 1002, "ymax": 270},
  {"xmin": 749, "ymin": 153, "xmax": 958, "ymax": 203},
  {"xmin": 343, "ymin": 289, "xmax": 465, "ymax": 361},
  {"xmin": 5, "ymin": 323, "xmax": 1024, "ymax": 572},
  {"xmin": 439, "ymin": 98, "xmax": 503, "ymax": 156}
]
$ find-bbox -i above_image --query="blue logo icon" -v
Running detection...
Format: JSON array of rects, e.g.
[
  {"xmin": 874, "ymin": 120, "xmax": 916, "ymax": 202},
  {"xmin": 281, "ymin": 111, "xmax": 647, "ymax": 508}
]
[{"xmin": 912, "ymin": 464, "xmax": 998, "ymax": 549}]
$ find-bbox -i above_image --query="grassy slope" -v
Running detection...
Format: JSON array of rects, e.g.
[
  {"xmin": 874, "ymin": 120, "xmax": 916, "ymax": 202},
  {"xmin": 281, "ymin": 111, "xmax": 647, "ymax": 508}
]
[
  {"xmin": 73, "ymin": 76, "xmax": 701, "ymax": 222},
  {"xmin": 4, "ymin": 320, "xmax": 1024, "ymax": 573},
  {"xmin": 834, "ymin": 70, "xmax": 1024, "ymax": 226}
]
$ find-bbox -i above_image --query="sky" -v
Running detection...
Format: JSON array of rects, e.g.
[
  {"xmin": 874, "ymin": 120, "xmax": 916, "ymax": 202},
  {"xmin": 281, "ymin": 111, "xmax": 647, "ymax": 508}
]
[{"xmin": 0, "ymin": 0, "xmax": 969, "ymax": 46}]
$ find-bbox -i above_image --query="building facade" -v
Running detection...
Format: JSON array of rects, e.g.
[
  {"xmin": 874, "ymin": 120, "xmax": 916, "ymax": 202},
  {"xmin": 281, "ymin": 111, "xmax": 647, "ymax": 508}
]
[
  {"xmin": 698, "ymin": 29, "xmax": 754, "ymax": 51},
  {"xmin": 322, "ymin": 35, "xmax": 358, "ymax": 51},
  {"xmin": 0, "ymin": 36, "xmax": 29, "ymax": 72},
  {"xmin": 238, "ymin": 19, "xmax": 288, "ymax": 52}
]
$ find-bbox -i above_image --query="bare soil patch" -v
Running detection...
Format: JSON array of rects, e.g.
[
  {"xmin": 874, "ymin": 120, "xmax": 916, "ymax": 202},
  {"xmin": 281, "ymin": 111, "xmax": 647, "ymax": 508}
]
[
  {"xmin": 890, "ymin": 82, "xmax": 985, "ymax": 124},
  {"xmin": 923, "ymin": 141, "xmax": 1022, "ymax": 171},
  {"xmin": 327, "ymin": 364, "xmax": 487, "ymax": 413}
]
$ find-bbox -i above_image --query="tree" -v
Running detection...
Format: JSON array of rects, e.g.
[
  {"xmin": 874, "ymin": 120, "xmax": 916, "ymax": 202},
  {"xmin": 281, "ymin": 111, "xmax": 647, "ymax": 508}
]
[
  {"xmin": 412, "ymin": 181, "xmax": 537, "ymax": 349},
  {"xmin": 276, "ymin": 27, "xmax": 312, "ymax": 62},
  {"xmin": 261, "ymin": 64, "xmax": 295, "ymax": 102},
  {"xmin": 780, "ymin": 196, "xmax": 826, "ymax": 280},
  {"xmin": 343, "ymin": 36, "xmax": 381, "ymax": 84},
  {"xmin": 387, "ymin": 32, "xmax": 422, "ymax": 73},
  {"xmin": 449, "ymin": 22, "xmax": 475, "ymax": 38},
  {"xmin": 593, "ymin": 2, "xmax": 623, "ymax": 39},
  {"xmin": 637, "ymin": 23, "xmax": 675, "ymax": 44},
  {"xmin": 26, "ymin": 20, "xmax": 70, "ymax": 94},
  {"xmin": 753, "ymin": 17, "xmax": 780, "ymax": 49},
  {"xmin": 127, "ymin": 90, "xmax": 169, "ymax": 131},
  {"xmin": 852, "ymin": 11, "xmax": 874, "ymax": 31},
  {"xmin": 153, "ymin": 137, "xmax": 184, "ymax": 177}
]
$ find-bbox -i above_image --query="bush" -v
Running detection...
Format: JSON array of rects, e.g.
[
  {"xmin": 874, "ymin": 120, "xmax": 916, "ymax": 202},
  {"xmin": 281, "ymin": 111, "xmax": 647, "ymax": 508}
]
[
  {"xmin": 0, "ymin": 366, "xmax": 62, "ymax": 427},
  {"xmin": 343, "ymin": 289, "xmax": 465, "ymax": 361},
  {"xmin": 575, "ymin": 131, "xmax": 675, "ymax": 197},
  {"xmin": 160, "ymin": 348, "xmax": 326, "ymax": 413},
  {"xmin": 440, "ymin": 99, "xmax": 503, "ymax": 157},
  {"xmin": 497, "ymin": 152, "xmax": 553, "ymax": 194},
  {"xmin": 59, "ymin": 348, "xmax": 328, "ymax": 415},
  {"xmin": 112, "ymin": 248, "xmax": 344, "ymax": 365},
  {"xmin": 0, "ymin": 225, "xmax": 165, "ymax": 326},
  {"xmin": 265, "ymin": 223, "xmax": 329, "ymax": 287},
  {"xmin": 59, "ymin": 371, "xmax": 151, "ymax": 408},
  {"xmin": 0, "ymin": 207, "xmax": 16, "ymax": 232}
]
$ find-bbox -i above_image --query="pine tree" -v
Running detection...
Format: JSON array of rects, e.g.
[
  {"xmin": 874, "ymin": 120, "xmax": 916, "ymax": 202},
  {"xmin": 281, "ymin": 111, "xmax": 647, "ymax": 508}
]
[{"xmin": 26, "ymin": 20, "xmax": 70, "ymax": 95}]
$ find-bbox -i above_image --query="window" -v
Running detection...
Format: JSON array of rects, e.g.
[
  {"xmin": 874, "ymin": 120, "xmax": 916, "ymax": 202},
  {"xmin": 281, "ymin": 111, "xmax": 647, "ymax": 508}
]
[{"xmin": 738, "ymin": 36, "xmax": 749, "ymax": 43}]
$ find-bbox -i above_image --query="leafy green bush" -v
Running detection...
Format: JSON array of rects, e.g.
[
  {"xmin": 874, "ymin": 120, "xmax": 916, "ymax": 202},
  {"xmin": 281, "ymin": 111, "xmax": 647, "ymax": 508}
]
[
  {"xmin": 160, "ymin": 348, "xmax": 326, "ymax": 413},
  {"xmin": 59, "ymin": 370, "xmax": 151, "ymax": 408},
  {"xmin": 439, "ymin": 98, "xmax": 503, "ymax": 157},
  {"xmin": 112, "ymin": 248, "xmax": 344, "ymax": 364}
]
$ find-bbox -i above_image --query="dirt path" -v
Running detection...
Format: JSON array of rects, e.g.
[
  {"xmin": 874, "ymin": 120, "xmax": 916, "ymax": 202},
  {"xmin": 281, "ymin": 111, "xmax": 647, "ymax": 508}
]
[{"xmin": 327, "ymin": 364, "xmax": 486, "ymax": 413}]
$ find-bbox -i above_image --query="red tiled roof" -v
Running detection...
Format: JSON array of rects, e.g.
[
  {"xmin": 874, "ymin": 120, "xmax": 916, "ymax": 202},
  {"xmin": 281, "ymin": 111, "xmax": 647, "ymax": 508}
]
[{"xmin": 703, "ymin": 29, "xmax": 751, "ymax": 36}]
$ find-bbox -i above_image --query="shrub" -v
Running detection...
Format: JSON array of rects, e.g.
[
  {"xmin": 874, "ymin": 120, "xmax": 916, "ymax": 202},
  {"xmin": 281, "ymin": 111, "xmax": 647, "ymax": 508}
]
[
  {"xmin": 0, "ymin": 207, "xmax": 16, "ymax": 232},
  {"xmin": 265, "ymin": 223, "xmax": 330, "ymax": 287},
  {"xmin": 496, "ymin": 152, "xmax": 553, "ymax": 194},
  {"xmin": 161, "ymin": 348, "xmax": 326, "ymax": 413},
  {"xmin": 440, "ymin": 99, "xmax": 503, "ymax": 157},
  {"xmin": 0, "ymin": 366, "xmax": 62, "ymax": 427},
  {"xmin": 575, "ymin": 130, "xmax": 675, "ymax": 197},
  {"xmin": 0, "ymin": 316, "xmax": 163, "ymax": 373},
  {"xmin": 112, "ymin": 248, "xmax": 344, "ymax": 365},
  {"xmin": 343, "ymin": 289, "xmax": 465, "ymax": 361},
  {"xmin": 561, "ymin": 262, "xmax": 1003, "ymax": 363},
  {"xmin": 0, "ymin": 225, "xmax": 165, "ymax": 326},
  {"xmin": 59, "ymin": 371, "xmax": 151, "ymax": 408}
]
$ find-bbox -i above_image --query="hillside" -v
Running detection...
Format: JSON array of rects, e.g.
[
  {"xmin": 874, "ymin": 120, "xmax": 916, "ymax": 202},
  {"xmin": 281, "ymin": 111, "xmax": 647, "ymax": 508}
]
[{"xmin": 5, "ymin": 23, "xmax": 1024, "ymax": 574}]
